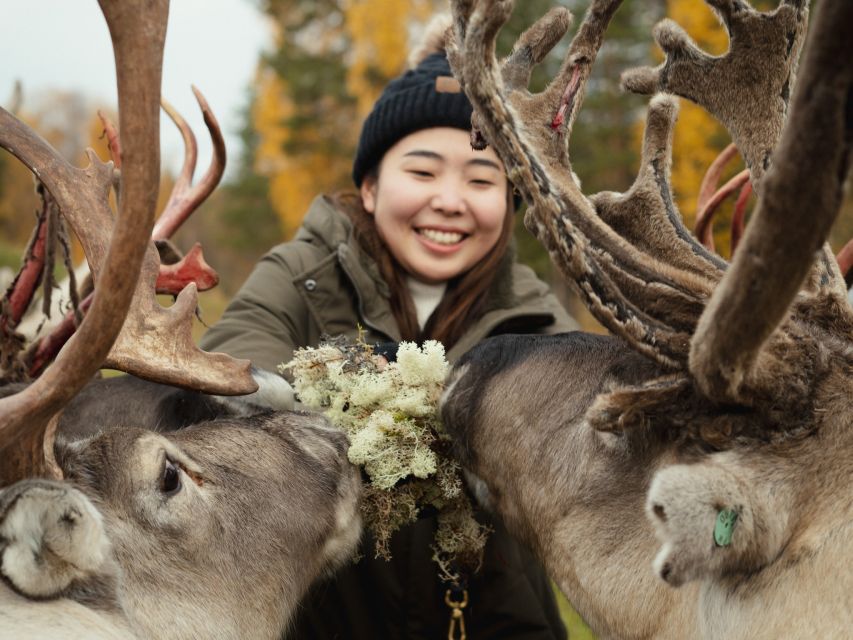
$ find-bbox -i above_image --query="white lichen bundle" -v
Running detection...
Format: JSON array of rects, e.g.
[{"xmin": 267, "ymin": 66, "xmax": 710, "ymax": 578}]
[{"xmin": 281, "ymin": 336, "xmax": 488, "ymax": 579}]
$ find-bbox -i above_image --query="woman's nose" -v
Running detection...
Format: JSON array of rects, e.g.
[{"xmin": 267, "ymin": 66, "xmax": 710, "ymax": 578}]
[{"xmin": 430, "ymin": 183, "xmax": 467, "ymax": 215}]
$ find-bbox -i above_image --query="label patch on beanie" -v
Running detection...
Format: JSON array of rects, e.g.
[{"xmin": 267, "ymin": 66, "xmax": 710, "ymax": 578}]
[{"xmin": 435, "ymin": 76, "xmax": 461, "ymax": 93}]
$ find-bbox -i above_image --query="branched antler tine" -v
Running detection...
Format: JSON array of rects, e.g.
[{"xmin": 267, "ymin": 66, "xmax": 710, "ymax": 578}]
[
  {"xmin": 461, "ymin": 0, "xmax": 514, "ymax": 85},
  {"xmin": 451, "ymin": 0, "xmax": 714, "ymax": 367},
  {"xmin": 448, "ymin": 0, "xmax": 523, "ymax": 155},
  {"xmin": 590, "ymin": 95, "xmax": 726, "ymax": 283},
  {"xmin": 0, "ymin": 0, "xmax": 169, "ymax": 484},
  {"xmin": 451, "ymin": 0, "xmax": 476, "ymax": 39},
  {"xmin": 689, "ymin": 0, "xmax": 853, "ymax": 404},
  {"xmin": 697, "ymin": 143, "xmax": 738, "ymax": 222},
  {"xmin": 542, "ymin": 0, "xmax": 623, "ymax": 150},
  {"xmin": 155, "ymin": 243, "xmax": 219, "ymax": 294},
  {"xmin": 502, "ymin": 8, "xmax": 572, "ymax": 92},
  {"xmin": 535, "ymin": 91, "xmax": 719, "ymax": 335},
  {"xmin": 159, "ymin": 95, "xmax": 199, "ymax": 208},
  {"xmin": 693, "ymin": 169, "xmax": 750, "ymax": 251},
  {"xmin": 103, "ymin": 278, "xmax": 253, "ymax": 393},
  {"xmin": 446, "ymin": 0, "xmax": 473, "ymax": 80},
  {"xmin": 622, "ymin": 1, "xmax": 808, "ymax": 188},
  {"xmin": 152, "ymin": 86, "xmax": 226, "ymax": 241},
  {"xmin": 24, "ymin": 239, "xmax": 250, "ymax": 393}
]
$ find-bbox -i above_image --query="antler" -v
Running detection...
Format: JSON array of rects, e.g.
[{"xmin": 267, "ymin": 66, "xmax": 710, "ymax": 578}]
[
  {"xmin": 450, "ymin": 0, "xmax": 853, "ymax": 429},
  {"xmin": 97, "ymin": 85, "xmax": 241, "ymax": 391},
  {"xmin": 26, "ymin": 90, "xmax": 226, "ymax": 376},
  {"xmin": 449, "ymin": 0, "xmax": 720, "ymax": 371},
  {"xmin": 622, "ymin": 0, "xmax": 807, "ymax": 186},
  {"xmin": 0, "ymin": 0, "xmax": 169, "ymax": 482},
  {"xmin": 153, "ymin": 86, "xmax": 226, "ymax": 241},
  {"xmin": 689, "ymin": 0, "xmax": 853, "ymax": 403},
  {"xmin": 624, "ymin": 0, "xmax": 847, "ymax": 317},
  {"xmin": 0, "ymin": 0, "xmax": 255, "ymax": 485},
  {"xmin": 694, "ymin": 167, "xmax": 751, "ymax": 253}
]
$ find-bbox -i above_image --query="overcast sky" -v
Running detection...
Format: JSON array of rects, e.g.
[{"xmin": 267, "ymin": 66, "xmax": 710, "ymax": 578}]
[{"xmin": 0, "ymin": 0, "xmax": 273, "ymax": 178}]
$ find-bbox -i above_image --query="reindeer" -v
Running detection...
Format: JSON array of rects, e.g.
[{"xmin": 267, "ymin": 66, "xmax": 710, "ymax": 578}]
[
  {"xmin": 441, "ymin": 0, "xmax": 853, "ymax": 638},
  {"xmin": 0, "ymin": 1, "xmax": 360, "ymax": 638}
]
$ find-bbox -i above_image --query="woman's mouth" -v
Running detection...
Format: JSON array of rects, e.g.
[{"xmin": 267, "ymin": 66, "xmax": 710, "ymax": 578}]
[{"xmin": 417, "ymin": 228, "xmax": 466, "ymax": 246}]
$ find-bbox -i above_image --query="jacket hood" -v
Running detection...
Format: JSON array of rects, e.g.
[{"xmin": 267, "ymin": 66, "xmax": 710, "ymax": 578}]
[{"xmin": 294, "ymin": 195, "xmax": 354, "ymax": 253}]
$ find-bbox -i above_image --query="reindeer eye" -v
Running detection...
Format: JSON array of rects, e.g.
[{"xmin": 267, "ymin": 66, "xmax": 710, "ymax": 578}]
[{"xmin": 161, "ymin": 459, "xmax": 182, "ymax": 496}]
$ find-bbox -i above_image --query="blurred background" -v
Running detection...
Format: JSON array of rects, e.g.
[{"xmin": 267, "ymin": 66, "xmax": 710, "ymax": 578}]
[
  {"xmin": 2, "ymin": 1, "xmax": 850, "ymax": 635},
  {"xmin": 1, "ymin": 0, "xmax": 850, "ymax": 332}
]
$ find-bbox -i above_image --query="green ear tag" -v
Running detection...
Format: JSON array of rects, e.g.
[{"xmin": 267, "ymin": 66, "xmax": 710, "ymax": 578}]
[{"xmin": 714, "ymin": 509, "xmax": 738, "ymax": 547}]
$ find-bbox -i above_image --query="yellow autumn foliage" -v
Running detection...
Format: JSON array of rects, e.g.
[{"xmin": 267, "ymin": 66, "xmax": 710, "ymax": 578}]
[
  {"xmin": 344, "ymin": 0, "xmax": 437, "ymax": 117},
  {"xmin": 252, "ymin": 64, "xmax": 352, "ymax": 239}
]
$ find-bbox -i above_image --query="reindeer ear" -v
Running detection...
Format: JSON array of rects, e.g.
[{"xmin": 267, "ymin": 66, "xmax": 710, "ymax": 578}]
[
  {"xmin": 0, "ymin": 480, "xmax": 111, "ymax": 598},
  {"xmin": 408, "ymin": 14, "xmax": 453, "ymax": 69}
]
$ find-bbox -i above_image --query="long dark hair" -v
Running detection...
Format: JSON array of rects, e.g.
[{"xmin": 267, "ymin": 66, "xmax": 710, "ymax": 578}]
[{"xmin": 332, "ymin": 186, "xmax": 515, "ymax": 350}]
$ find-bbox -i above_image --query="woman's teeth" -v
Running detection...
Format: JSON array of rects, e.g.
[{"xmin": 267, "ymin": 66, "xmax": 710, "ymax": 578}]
[{"xmin": 419, "ymin": 228, "xmax": 464, "ymax": 245}]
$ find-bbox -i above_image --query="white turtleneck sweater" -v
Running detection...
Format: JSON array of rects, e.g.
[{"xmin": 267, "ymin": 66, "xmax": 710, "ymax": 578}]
[{"xmin": 406, "ymin": 276, "xmax": 447, "ymax": 330}]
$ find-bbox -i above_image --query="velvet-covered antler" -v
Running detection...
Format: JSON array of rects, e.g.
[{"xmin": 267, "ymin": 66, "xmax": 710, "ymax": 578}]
[
  {"xmin": 623, "ymin": 0, "xmax": 846, "ymax": 307},
  {"xmin": 621, "ymin": 0, "xmax": 807, "ymax": 186},
  {"xmin": 449, "ymin": 0, "xmax": 721, "ymax": 370},
  {"xmin": 689, "ymin": 0, "xmax": 853, "ymax": 403},
  {"xmin": 450, "ymin": 0, "xmax": 853, "ymax": 433}
]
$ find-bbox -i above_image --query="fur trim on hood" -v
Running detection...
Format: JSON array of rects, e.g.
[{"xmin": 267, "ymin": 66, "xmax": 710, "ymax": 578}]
[{"xmin": 407, "ymin": 14, "xmax": 452, "ymax": 69}]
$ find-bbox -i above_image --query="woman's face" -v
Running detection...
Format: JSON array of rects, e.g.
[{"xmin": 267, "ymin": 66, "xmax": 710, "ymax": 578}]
[{"xmin": 361, "ymin": 127, "xmax": 509, "ymax": 284}]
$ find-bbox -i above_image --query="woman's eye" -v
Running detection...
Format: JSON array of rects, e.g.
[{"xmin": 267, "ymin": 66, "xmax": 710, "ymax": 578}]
[
  {"xmin": 408, "ymin": 169, "xmax": 434, "ymax": 178},
  {"xmin": 161, "ymin": 459, "xmax": 182, "ymax": 496},
  {"xmin": 471, "ymin": 179, "xmax": 495, "ymax": 186}
]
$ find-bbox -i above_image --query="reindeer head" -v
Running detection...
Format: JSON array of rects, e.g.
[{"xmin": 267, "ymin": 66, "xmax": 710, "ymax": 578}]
[{"xmin": 442, "ymin": 0, "xmax": 852, "ymax": 635}]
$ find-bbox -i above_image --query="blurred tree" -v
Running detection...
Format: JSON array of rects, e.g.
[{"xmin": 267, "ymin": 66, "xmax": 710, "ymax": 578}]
[{"xmin": 346, "ymin": 0, "xmax": 436, "ymax": 117}]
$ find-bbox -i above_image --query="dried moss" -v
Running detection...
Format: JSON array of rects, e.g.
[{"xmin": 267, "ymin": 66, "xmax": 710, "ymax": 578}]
[{"xmin": 282, "ymin": 336, "xmax": 489, "ymax": 581}]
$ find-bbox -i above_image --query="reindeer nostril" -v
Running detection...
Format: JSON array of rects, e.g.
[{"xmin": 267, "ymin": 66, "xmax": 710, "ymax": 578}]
[
  {"xmin": 653, "ymin": 504, "xmax": 667, "ymax": 522},
  {"xmin": 660, "ymin": 562, "xmax": 672, "ymax": 582}
]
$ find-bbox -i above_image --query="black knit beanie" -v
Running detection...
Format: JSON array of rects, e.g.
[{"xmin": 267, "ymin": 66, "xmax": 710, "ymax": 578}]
[{"xmin": 352, "ymin": 52, "xmax": 473, "ymax": 187}]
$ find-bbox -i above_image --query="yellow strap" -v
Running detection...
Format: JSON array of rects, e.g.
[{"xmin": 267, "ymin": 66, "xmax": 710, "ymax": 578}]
[{"xmin": 445, "ymin": 589, "xmax": 468, "ymax": 640}]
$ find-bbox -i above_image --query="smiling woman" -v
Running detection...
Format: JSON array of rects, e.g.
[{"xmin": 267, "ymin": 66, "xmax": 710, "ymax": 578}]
[
  {"xmin": 361, "ymin": 127, "xmax": 508, "ymax": 285},
  {"xmin": 198, "ymin": 15, "xmax": 579, "ymax": 639}
]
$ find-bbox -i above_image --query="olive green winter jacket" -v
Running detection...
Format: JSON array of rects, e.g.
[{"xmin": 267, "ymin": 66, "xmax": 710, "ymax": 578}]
[{"xmin": 200, "ymin": 195, "xmax": 578, "ymax": 640}]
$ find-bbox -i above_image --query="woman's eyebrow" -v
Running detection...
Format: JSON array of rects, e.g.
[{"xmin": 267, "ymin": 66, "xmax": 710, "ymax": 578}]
[
  {"xmin": 467, "ymin": 158, "xmax": 502, "ymax": 171},
  {"xmin": 402, "ymin": 150, "xmax": 501, "ymax": 171},
  {"xmin": 403, "ymin": 150, "xmax": 443, "ymax": 160}
]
